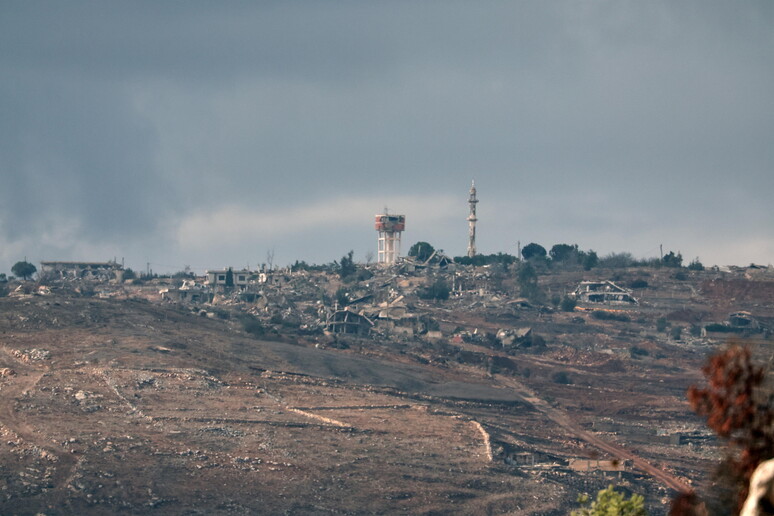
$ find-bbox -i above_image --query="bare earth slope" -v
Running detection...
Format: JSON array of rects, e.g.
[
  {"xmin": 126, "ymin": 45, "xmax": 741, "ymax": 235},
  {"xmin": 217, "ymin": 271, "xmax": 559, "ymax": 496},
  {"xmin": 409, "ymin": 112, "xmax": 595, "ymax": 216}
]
[{"xmin": 0, "ymin": 278, "xmax": 751, "ymax": 515}]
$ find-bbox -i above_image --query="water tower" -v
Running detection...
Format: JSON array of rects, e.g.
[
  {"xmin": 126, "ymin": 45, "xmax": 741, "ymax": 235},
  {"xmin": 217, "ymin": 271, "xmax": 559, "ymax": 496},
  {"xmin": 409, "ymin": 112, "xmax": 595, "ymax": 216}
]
[{"xmin": 375, "ymin": 213, "xmax": 405, "ymax": 264}]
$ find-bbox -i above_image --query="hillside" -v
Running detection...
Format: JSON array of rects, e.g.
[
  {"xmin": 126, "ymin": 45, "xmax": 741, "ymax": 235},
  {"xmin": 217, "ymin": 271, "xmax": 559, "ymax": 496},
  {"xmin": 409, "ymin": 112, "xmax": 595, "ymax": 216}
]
[{"xmin": 0, "ymin": 263, "xmax": 772, "ymax": 514}]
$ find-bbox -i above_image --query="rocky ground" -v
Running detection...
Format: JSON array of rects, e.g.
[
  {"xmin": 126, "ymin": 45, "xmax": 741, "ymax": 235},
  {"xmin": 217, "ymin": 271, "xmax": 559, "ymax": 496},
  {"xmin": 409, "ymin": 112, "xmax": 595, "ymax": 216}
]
[{"xmin": 0, "ymin": 264, "xmax": 771, "ymax": 514}]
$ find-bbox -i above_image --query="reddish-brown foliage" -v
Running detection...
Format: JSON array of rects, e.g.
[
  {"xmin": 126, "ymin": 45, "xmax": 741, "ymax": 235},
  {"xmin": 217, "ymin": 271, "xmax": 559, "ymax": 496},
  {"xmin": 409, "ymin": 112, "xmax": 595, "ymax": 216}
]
[
  {"xmin": 669, "ymin": 491, "xmax": 708, "ymax": 516},
  {"xmin": 686, "ymin": 342, "xmax": 774, "ymax": 513}
]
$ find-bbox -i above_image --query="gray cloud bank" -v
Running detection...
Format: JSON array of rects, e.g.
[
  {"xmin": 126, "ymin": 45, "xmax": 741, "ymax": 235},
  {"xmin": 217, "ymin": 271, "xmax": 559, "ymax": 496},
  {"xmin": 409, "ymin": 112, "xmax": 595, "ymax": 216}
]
[{"xmin": 1, "ymin": 1, "xmax": 772, "ymax": 273}]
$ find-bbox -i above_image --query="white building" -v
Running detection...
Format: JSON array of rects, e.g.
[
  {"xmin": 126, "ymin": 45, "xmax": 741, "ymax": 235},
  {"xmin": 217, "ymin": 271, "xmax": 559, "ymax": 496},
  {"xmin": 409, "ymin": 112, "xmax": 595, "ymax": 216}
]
[{"xmin": 205, "ymin": 269, "xmax": 251, "ymax": 287}]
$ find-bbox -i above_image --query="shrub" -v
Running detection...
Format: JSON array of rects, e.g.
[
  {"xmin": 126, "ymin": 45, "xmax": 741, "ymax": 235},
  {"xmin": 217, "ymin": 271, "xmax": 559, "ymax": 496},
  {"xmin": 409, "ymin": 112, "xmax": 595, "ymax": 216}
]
[
  {"xmin": 656, "ymin": 317, "xmax": 668, "ymax": 332},
  {"xmin": 662, "ymin": 251, "xmax": 683, "ymax": 268},
  {"xmin": 338, "ymin": 250, "xmax": 356, "ymax": 279},
  {"xmin": 630, "ymin": 279, "xmax": 648, "ymax": 289},
  {"xmin": 530, "ymin": 334, "xmax": 546, "ymax": 348},
  {"xmin": 581, "ymin": 250, "xmax": 599, "ymax": 270},
  {"xmin": 687, "ymin": 258, "xmax": 704, "ymax": 271},
  {"xmin": 592, "ymin": 311, "xmax": 631, "ymax": 323},
  {"xmin": 239, "ymin": 314, "xmax": 265, "ymax": 337},
  {"xmin": 551, "ymin": 371, "xmax": 572, "ymax": 384},
  {"xmin": 598, "ymin": 252, "xmax": 635, "ymax": 268},
  {"xmin": 630, "ymin": 346, "xmax": 649, "ymax": 358},
  {"xmin": 573, "ymin": 484, "xmax": 646, "ymax": 516},
  {"xmin": 560, "ymin": 296, "xmax": 577, "ymax": 312},
  {"xmin": 517, "ymin": 262, "xmax": 545, "ymax": 304},
  {"xmin": 454, "ymin": 253, "xmax": 517, "ymax": 266},
  {"xmin": 418, "ymin": 279, "xmax": 450, "ymax": 301},
  {"xmin": 335, "ymin": 287, "xmax": 350, "ymax": 307}
]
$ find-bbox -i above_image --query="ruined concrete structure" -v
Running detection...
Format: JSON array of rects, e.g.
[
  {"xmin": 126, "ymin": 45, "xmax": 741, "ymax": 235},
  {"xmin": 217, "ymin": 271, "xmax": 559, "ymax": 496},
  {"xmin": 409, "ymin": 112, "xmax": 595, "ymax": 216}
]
[
  {"xmin": 728, "ymin": 311, "xmax": 760, "ymax": 330},
  {"xmin": 568, "ymin": 458, "xmax": 628, "ymax": 472},
  {"xmin": 375, "ymin": 213, "xmax": 405, "ymax": 265},
  {"xmin": 205, "ymin": 269, "xmax": 251, "ymax": 288},
  {"xmin": 467, "ymin": 181, "xmax": 478, "ymax": 258},
  {"xmin": 572, "ymin": 281, "xmax": 638, "ymax": 305},
  {"xmin": 40, "ymin": 261, "xmax": 123, "ymax": 281},
  {"xmin": 327, "ymin": 308, "xmax": 374, "ymax": 335},
  {"xmin": 160, "ymin": 280, "xmax": 212, "ymax": 304}
]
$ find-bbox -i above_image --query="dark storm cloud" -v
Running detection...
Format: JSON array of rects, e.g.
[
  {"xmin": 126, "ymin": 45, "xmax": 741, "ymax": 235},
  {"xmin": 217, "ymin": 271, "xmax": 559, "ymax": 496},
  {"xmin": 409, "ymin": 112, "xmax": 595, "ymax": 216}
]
[
  {"xmin": 1, "ymin": 1, "xmax": 772, "ymax": 270},
  {"xmin": 0, "ymin": 75, "xmax": 165, "ymax": 240}
]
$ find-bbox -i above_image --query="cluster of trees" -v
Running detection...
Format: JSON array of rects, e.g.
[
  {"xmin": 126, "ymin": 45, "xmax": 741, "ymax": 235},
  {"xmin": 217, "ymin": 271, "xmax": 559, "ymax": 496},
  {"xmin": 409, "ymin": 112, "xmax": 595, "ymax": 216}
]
[
  {"xmin": 520, "ymin": 242, "xmax": 599, "ymax": 270},
  {"xmin": 454, "ymin": 252, "xmax": 517, "ymax": 266}
]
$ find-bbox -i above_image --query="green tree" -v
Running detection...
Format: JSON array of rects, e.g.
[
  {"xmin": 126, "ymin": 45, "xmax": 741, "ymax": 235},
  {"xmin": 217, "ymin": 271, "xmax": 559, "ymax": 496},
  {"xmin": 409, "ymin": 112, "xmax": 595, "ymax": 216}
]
[
  {"xmin": 521, "ymin": 242, "xmax": 547, "ymax": 261},
  {"xmin": 687, "ymin": 258, "xmax": 704, "ymax": 271},
  {"xmin": 408, "ymin": 241, "xmax": 435, "ymax": 262},
  {"xmin": 549, "ymin": 243, "xmax": 577, "ymax": 262},
  {"xmin": 572, "ymin": 484, "xmax": 647, "ymax": 516},
  {"xmin": 225, "ymin": 267, "xmax": 234, "ymax": 287},
  {"xmin": 338, "ymin": 250, "xmax": 356, "ymax": 279},
  {"xmin": 11, "ymin": 261, "xmax": 36, "ymax": 280},
  {"xmin": 418, "ymin": 278, "xmax": 450, "ymax": 301},
  {"xmin": 560, "ymin": 296, "xmax": 577, "ymax": 312},
  {"xmin": 662, "ymin": 251, "xmax": 683, "ymax": 268},
  {"xmin": 335, "ymin": 287, "xmax": 350, "ymax": 306},
  {"xmin": 517, "ymin": 262, "xmax": 545, "ymax": 304},
  {"xmin": 580, "ymin": 250, "xmax": 599, "ymax": 270}
]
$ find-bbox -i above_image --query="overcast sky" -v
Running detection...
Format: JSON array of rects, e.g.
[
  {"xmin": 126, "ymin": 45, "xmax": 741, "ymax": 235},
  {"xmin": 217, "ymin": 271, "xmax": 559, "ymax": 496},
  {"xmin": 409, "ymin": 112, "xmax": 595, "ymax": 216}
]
[{"xmin": 2, "ymin": 1, "xmax": 772, "ymax": 274}]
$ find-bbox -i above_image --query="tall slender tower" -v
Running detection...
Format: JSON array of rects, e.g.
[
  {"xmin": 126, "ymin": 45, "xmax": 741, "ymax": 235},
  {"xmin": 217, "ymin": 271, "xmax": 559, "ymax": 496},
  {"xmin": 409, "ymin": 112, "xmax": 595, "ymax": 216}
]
[
  {"xmin": 375, "ymin": 212, "xmax": 405, "ymax": 264},
  {"xmin": 467, "ymin": 181, "xmax": 478, "ymax": 258}
]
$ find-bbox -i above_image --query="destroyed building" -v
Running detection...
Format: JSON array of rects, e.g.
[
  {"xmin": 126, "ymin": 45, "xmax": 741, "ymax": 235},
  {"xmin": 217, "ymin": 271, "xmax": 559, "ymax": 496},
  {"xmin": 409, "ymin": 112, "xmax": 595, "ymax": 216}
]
[
  {"xmin": 40, "ymin": 261, "xmax": 124, "ymax": 281},
  {"xmin": 728, "ymin": 311, "xmax": 760, "ymax": 330},
  {"xmin": 571, "ymin": 281, "xmax": 638, "ymax": 305},
  {"xmin": 160, "ymin": 280, "xmax": 213, "ymax": 304},
  {"xmin": 205, "ymin": 269, "xmax": 252, "ymax": 288},
  {"xmin": 326, "ymin": 308, "xmax": 374, "ymax": 336}
]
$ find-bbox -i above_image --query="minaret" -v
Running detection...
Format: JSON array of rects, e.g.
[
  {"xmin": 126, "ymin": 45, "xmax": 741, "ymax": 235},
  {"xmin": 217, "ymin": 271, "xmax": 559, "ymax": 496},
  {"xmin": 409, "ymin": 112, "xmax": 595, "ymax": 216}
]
[{"xmin": 467, "ymin": 181, "xmax": 478, "ymax": 258}]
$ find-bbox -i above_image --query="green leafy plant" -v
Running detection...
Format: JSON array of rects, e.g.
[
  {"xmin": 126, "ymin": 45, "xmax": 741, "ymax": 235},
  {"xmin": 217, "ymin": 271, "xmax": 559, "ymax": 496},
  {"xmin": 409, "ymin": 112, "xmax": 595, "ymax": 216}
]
[{"xmin": 572, "ymin": 484, "xmax": 647, "ymax": 516}]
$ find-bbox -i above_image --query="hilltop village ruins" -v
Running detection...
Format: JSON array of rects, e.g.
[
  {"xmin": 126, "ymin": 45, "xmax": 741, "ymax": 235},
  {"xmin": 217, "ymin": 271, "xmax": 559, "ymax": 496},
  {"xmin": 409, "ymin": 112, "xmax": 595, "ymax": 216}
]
[
  {"xmin": 1, "ymin": 183, "xmax": 773, "ymax": 514},
  {"xmin": 14, "ymin": 182, "xmax": 770, "ymax": 345}
]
